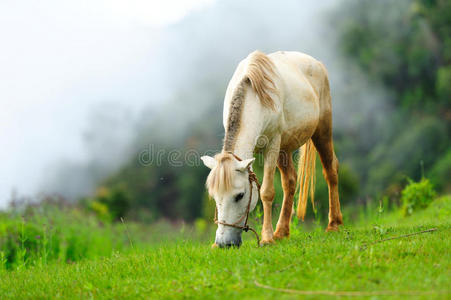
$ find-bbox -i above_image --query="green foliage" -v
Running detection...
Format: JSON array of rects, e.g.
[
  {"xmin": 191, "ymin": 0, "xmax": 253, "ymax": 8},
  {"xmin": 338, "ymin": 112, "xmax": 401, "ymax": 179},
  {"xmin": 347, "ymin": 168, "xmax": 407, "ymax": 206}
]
[
  {"xmin": 436, "ymin": 65, "xmax": 451, "ymax": 102},
  {"xmin": 103, "ymin": 148, "xmax": 211, "ymax": 222},
  {"xmin": 92, "ymin": 186, "xmax": 131, "ymax": 221},
  {"xmin": 88, "ymin": 200, "xmax": 111, "ymax": 222},
  {"xmin": 367, "ymin": 117, "xmax": 448, "ymax": 197},
  {"xmin": 401, "ymin": 177, "xmax": 436, "ymax": 216},
  {"xmin": 0, "ymin": 204, "xmax": 131, "ymax": 269},
  {"xmin": 429, "ymin": 148, "xmax": 451, "ymax": 192},
  {"xmin": 336, "ymin": 0, "xmax": 451, "ymax": 203},
  {"xmin": 338, "ymin": 0, "xmax": 450, "ymax": 110}
]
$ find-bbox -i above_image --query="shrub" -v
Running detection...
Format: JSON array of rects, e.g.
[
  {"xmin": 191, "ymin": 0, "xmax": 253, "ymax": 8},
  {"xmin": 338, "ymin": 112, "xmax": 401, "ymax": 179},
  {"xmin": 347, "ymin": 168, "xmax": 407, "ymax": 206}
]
[
  {"xmin": 88, "ymin": 200, "xmax": 112, "ymax": 223},
  {"xmin": 89, "ymin": 186, "xmax": 131, "ymax": 221},
  {"xmin": 401, "ymin": 178, "xmax": 436, "ymax": 216}
]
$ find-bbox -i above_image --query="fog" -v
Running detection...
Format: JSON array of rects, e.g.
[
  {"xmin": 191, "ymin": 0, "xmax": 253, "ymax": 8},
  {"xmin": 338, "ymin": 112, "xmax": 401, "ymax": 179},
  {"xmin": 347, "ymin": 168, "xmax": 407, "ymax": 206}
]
[
  {"xmin": 0, "ymin": 0, "xmax": 392, "ymax": 207},
  {"xmin": 0, "ymin": 0, "xmax": 213, "ymax": 206}
]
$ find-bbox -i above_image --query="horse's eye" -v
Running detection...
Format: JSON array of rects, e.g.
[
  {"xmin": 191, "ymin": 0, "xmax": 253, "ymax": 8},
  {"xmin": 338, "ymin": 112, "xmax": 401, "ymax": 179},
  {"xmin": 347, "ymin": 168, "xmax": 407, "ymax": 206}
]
[{"xmin": 235, "ymin": 192, "xmax": 245, "ymax": 202}]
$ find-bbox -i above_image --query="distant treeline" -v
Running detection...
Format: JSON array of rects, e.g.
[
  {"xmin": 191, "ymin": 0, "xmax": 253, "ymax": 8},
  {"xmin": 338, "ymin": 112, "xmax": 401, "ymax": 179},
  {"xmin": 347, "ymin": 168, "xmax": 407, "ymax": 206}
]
[{"xmin": 335, "ymin": 0, "xmax": 450, "ymax": 196}]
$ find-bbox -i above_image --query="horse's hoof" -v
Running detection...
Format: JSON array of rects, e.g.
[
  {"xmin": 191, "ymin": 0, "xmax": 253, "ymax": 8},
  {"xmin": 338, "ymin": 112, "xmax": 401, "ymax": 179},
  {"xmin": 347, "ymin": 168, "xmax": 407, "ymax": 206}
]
[
  {"xmin": 325, "ymin": 225, "xmax": 340, "ymax": 232},
  {"xmin": 260, "ymin": 238, "xmax": 275, "ymax": 246},
  {"xmin": 211, "ymin": 243, "xmax": 219, "ymax": 249},
  {"xmin": 274, "ymin": 230, "xmax": 290, "ymax": 240},
  {"xmin": 326, "ymin": 219, "xmax": 343, "ymax": 232}
]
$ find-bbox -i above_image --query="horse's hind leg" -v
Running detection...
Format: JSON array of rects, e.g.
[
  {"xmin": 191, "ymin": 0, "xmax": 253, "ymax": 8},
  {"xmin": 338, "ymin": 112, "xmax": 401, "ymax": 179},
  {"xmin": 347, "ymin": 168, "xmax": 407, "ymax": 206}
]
[
  {"xmin": 312, "ymin": 121, "xmax": 343, "ymax": 232},
  {"xmin": 274, "ymin": 151, "xmax": 297, "ymax": 240},
  {"xmin": 311, "ymin": 68, "xmax": 343, "ymax": 231}
]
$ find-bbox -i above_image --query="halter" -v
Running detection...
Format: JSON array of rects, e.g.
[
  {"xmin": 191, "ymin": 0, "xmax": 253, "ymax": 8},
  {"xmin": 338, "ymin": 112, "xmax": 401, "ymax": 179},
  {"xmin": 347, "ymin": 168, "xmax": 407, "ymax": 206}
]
[{"xmin": 214, "ymin": 153, "xmax": 261, "ymax": 246}]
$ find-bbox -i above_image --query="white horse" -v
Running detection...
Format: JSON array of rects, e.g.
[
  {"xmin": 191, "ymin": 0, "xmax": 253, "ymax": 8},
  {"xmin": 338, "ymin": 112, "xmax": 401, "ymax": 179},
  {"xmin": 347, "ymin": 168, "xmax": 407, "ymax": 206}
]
[{"xmin": 201, "ymin": 50, "xmax": 343, "ymax": 248}]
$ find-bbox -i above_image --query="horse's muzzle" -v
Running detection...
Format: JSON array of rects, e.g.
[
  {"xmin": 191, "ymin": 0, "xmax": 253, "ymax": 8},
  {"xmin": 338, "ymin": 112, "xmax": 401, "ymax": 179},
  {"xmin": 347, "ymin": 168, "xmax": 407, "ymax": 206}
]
[{"xmin": 215, "ymin": 235, "xmax": 242, "ymax": 248}]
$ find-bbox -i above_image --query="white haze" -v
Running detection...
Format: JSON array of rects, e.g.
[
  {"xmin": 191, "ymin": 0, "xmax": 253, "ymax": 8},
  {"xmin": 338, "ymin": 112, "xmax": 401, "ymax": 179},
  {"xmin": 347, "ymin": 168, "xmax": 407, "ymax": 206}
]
[
  {"xmin": 0, "ymin": 0, "xmax": 392, "ymax": 207},
  {"xmin": 0, "ymin": 0, "xmax": 213, "ymax": 206}
]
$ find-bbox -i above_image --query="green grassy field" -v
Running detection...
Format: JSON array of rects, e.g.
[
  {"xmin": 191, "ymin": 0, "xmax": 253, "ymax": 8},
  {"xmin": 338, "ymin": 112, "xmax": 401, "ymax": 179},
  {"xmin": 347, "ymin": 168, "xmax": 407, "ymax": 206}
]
[{"xmin": 1, "ymin": 196, "xmax": 450, "ymax": 299}]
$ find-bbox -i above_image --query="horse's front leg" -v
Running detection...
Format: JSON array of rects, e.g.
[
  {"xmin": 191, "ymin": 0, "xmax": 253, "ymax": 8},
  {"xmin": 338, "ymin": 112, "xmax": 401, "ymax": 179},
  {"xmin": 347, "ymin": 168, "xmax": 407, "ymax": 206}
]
[
  {"xmin": 260, "ymin": 135, "xmax": 280, "ymax": 245},
  {"xmin": 274, "ymin": 151, "xmax": 296, "ymax": 239}
]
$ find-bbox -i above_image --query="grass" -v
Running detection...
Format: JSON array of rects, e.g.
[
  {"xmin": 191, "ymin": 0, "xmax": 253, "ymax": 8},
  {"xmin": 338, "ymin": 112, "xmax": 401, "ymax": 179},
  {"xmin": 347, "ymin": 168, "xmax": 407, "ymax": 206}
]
[
  {"xmin": 0, "ymin": 203, "xmax": 206, "ymax": 270},
  {"xmin": 0, "ymin": 196, "xmax": 450, "ymax": 299}
]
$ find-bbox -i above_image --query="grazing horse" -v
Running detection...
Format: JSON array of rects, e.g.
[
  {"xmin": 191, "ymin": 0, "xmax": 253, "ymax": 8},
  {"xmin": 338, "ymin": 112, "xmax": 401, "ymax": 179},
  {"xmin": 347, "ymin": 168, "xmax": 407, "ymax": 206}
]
[{"xmin": 201, "ymin": 50, "xmax": 343, "ymax": 248}]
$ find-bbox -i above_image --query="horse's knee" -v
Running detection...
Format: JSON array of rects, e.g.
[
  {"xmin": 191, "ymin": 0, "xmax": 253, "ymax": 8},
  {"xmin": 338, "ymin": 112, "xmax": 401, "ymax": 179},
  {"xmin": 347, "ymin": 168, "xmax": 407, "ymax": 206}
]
[
  {"xmin": 323, "ymin": 157, "xmax": 339, "ymax": 186},
  {"xmin": 323, "ymin": 170, "xmax": 338, "ymax": 186},
  {"xmin": 333, "ymin": 156, "xmax": 339, "ymax": 173},
  {"xmin": 260, "ymin": 185, "xmax": 275, "ymax": 204},
  {"xmin": 287, "ymin": 174, "xmax": 296, "ymax": 196}
]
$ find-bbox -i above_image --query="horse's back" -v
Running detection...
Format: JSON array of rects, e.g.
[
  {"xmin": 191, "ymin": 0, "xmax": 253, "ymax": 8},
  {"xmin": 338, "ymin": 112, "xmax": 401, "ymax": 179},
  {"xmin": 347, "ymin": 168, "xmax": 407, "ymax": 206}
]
[
  {"xmin": 269, "ymin": 51, "xmax": 327, "ymax": 97},
  {"xmin": 268, "ymin": 51, "xmax": 328, "ymax": 150},
  {"xmin": 223, "ymin": 50, "xmax": 330, "ymax": 151}
]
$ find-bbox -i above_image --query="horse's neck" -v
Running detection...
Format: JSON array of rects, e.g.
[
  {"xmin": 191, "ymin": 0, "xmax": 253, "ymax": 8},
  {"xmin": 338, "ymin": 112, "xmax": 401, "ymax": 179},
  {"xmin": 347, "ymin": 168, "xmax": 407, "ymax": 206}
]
[
  {"xmin": 224, "ymin": 113, "xmax": 263, "ymax": 160},
  {"xmin": 231, "ymin": 132, "xmax": 257, "ymax": 160},
  {"xmin": 223, "ymin": 81, "xmax": 268, "ymax": 160}
]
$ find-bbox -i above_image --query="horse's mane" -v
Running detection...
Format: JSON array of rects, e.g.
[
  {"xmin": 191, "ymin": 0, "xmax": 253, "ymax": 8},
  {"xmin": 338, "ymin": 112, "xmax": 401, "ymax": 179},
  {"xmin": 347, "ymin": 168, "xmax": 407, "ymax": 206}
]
[
  {"xmin": 245, "ymin": 50, "xmax": 277, "ymax": 109},
  {"xmin": 223, "ymin": 51, "xmax": 277, "ymax": 152},
  {"xmin": 206, "ymin": 152, "xmax": 235, "ymax": 195}
]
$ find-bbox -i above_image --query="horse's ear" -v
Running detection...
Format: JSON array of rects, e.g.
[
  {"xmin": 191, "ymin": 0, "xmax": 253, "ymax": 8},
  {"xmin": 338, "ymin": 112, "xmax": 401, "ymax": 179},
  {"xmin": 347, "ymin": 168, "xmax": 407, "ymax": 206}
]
[
  {"xmin": 236, "ymin": 158, "xmax": 255, "ymax": 171},
  {"xmin": 201, "ymin": 156, "xmax": 216, "ymax": 169}
]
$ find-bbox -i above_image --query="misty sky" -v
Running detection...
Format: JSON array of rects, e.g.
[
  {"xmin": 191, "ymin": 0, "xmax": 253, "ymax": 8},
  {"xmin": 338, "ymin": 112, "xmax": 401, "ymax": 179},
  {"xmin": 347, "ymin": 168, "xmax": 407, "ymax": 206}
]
[
  {"xmin": 0, "ymin": 0, "xmax": 390, "ymax": 208},
  {"xmin": 0, "ymin": 0, "xmax": 213, "ymax": 206}
]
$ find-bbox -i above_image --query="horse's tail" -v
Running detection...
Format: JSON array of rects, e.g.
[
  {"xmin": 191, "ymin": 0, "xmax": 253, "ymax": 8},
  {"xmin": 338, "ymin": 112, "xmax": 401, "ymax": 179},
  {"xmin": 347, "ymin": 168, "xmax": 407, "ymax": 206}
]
[{"xmin": 296, "ymin": 139, "xmax": 317, "ymax": 220}]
